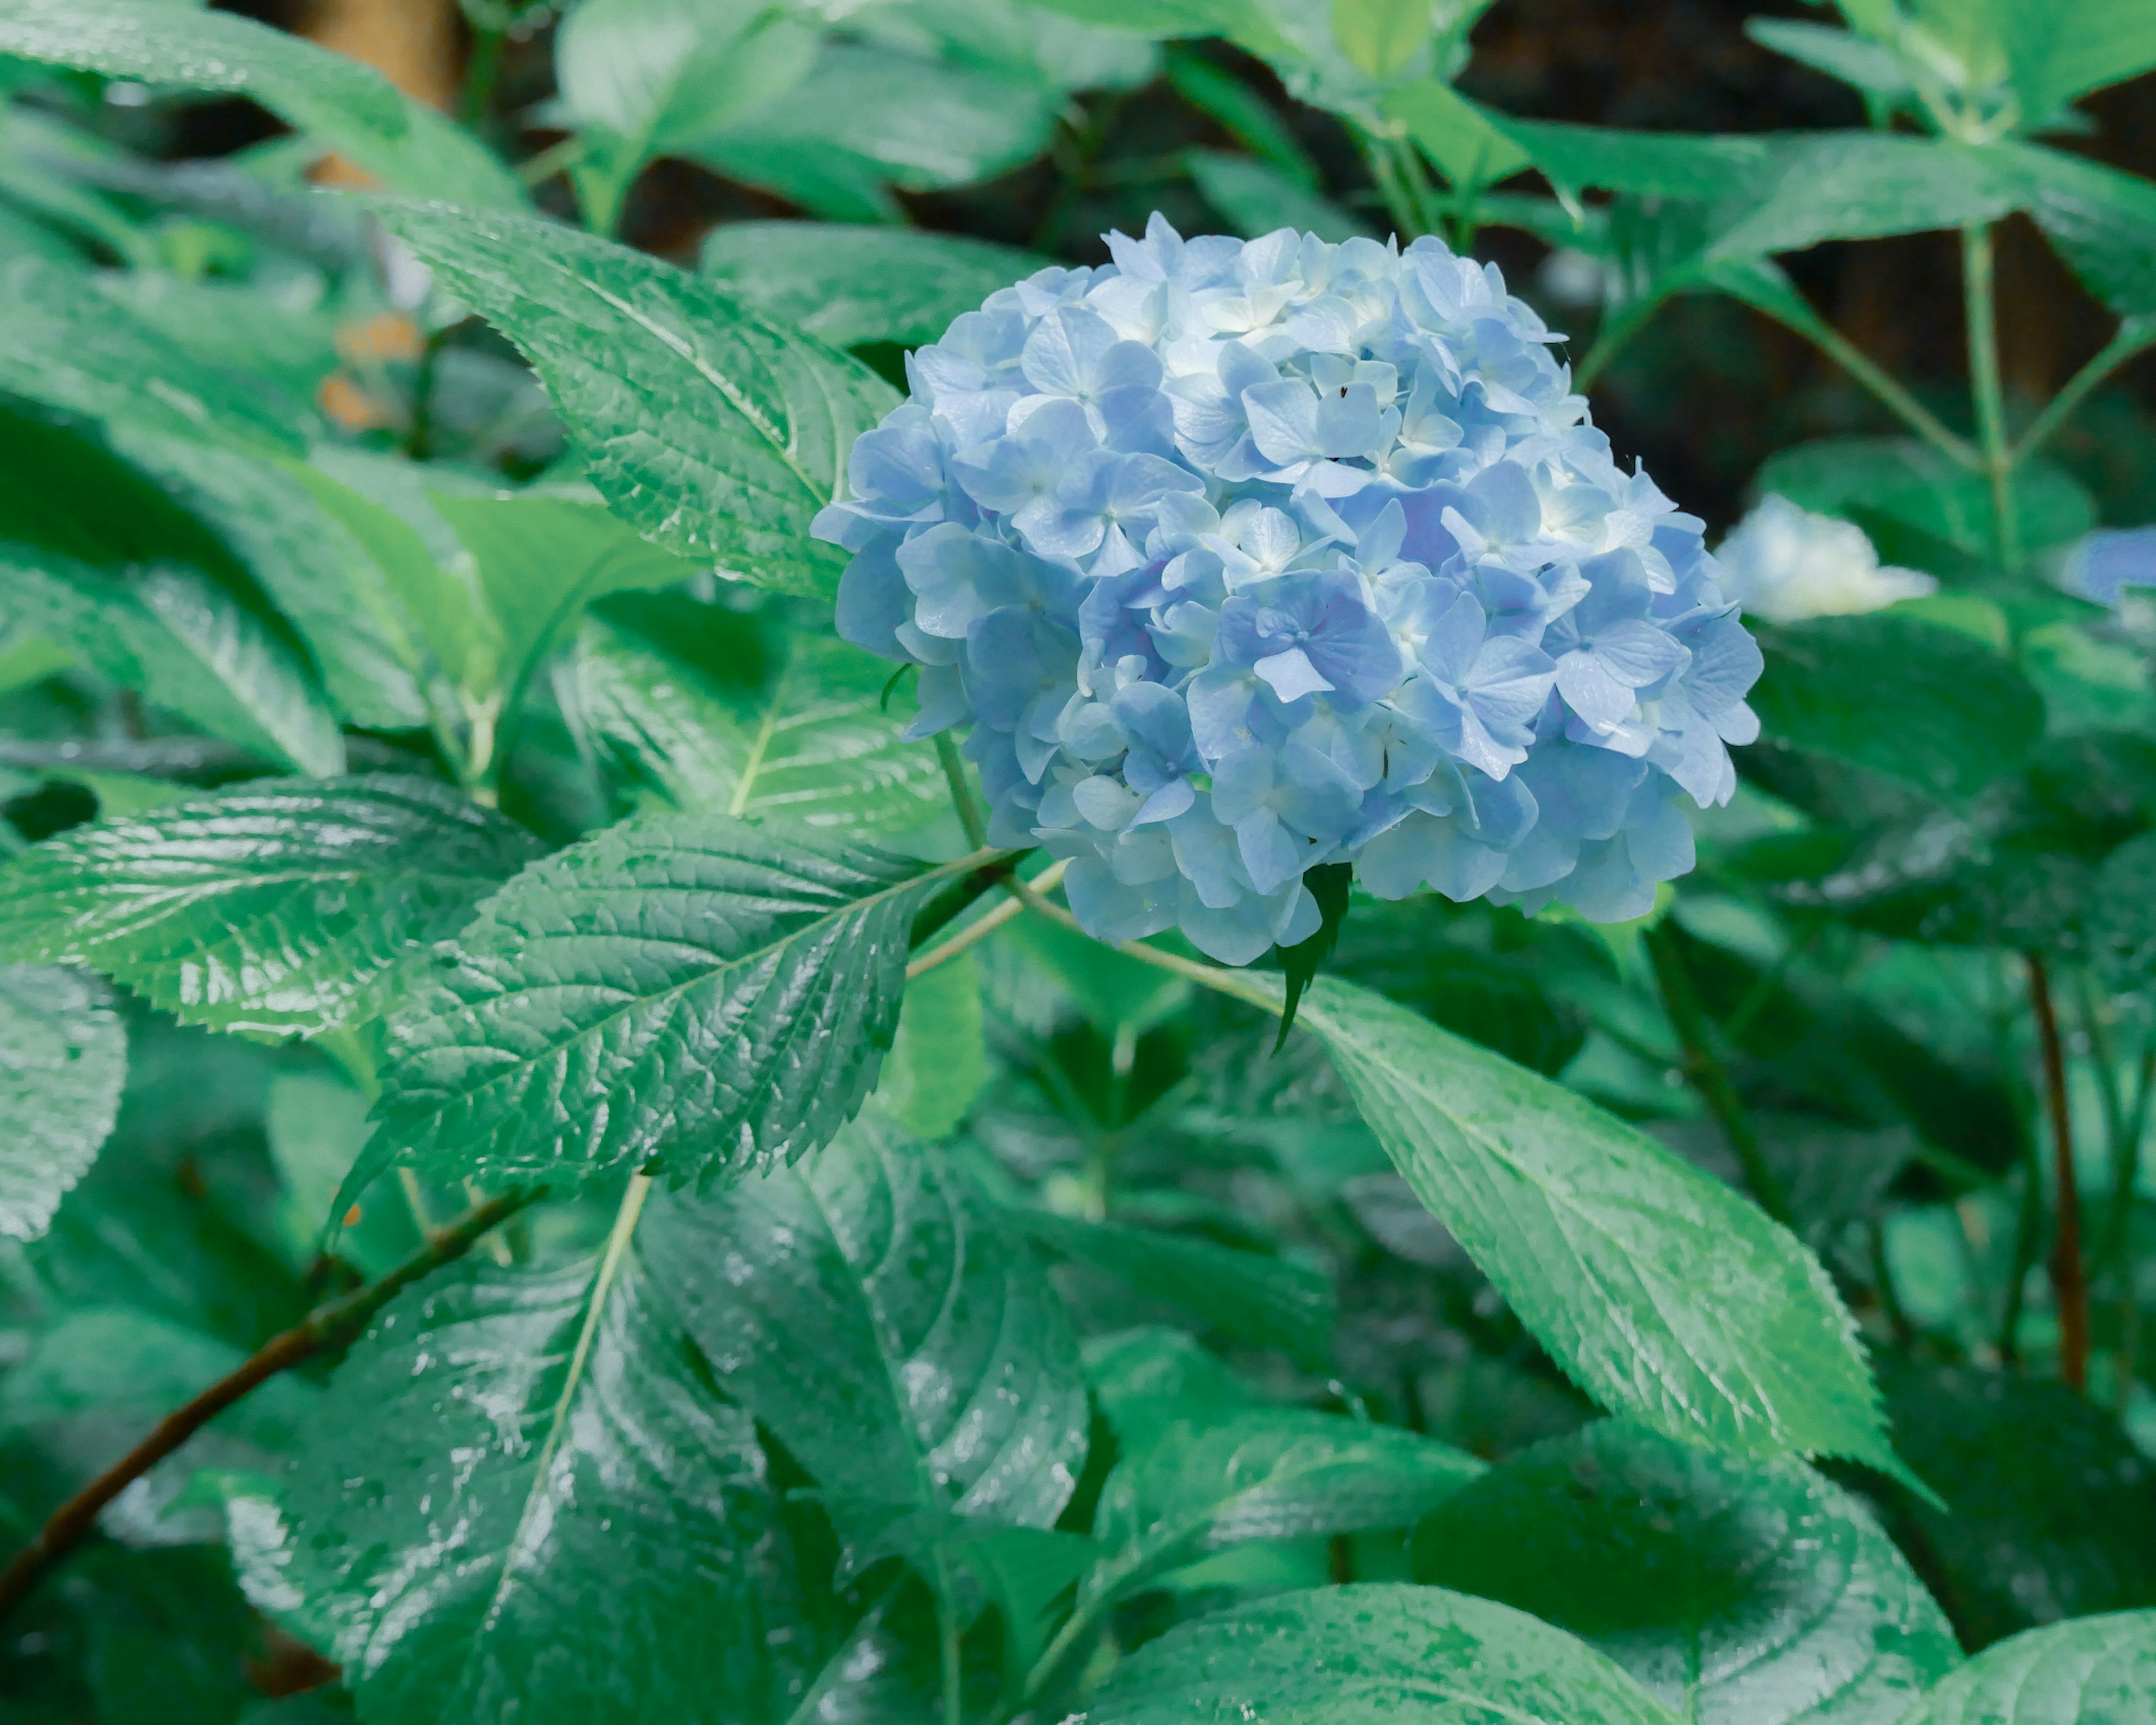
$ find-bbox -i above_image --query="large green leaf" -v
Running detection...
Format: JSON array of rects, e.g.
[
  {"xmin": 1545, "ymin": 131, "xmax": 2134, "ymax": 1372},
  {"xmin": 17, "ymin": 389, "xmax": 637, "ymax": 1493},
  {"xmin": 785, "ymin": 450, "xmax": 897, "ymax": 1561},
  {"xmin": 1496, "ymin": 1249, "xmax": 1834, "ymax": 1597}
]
[
  {"xmin": 1994, "ymin": 0, "xmax": 2156, "ymax": 117},
  {"xmin": 1270, "ymin": 975, "xmax": 1899, "ymax": 1472},
  {"xmin": 1751, "ymin": 614, "xmax": 2046, "ymax": 805},
  {"xmin": 1080, "ymin": 1584, "xmax": 1682, "ymax": 1724},
  {"xmin": 2002, "ymin": 142, "xmax": 2156, "ymax": 320},
  {"xmin": 879, "ymin": 954, "xmax": 990, "ymax": 1139},
  {"xmin": 372, "ymin": 202, "xmax": 899, "ymax": 600},
  {"xmin": 639, "ymin": 1117, "xmax": 1088, "ymax": 1545},
  {"xmin": 1412, "ymin": 1420, "xmax": 1960, "ymax": 1724},
  {"xmin": 700, "ymin": 221, "xmax": 1045, "ymax": 349},
  {"xmin": 1893, "ymin": 1612, "xmax": 2156, "ymax": 1725},
  {"xmin": 268, "ymin": 1197, "xmax": 817, "ymax": 1723},
  {"xmin": 368, "ymin": 813, "xmax": 974, "ymax": 1190},
  {"xmin": 0, "ymin": 965, "xmax": 125, "ymax": 1242},
  {"xmin": 0, "ymin": 0, "xmax": 521, "ymax": 209},
  {"xmin": 573, "ymin": 597, "xmax": 948, "ymax": 833},
  {"xmin": 0, "ymin": 549, "xmax": 346, "ymax": 776},
  {"xmin": 0, "ymin": 776, "xmax": 541, "ymax": 1037}
]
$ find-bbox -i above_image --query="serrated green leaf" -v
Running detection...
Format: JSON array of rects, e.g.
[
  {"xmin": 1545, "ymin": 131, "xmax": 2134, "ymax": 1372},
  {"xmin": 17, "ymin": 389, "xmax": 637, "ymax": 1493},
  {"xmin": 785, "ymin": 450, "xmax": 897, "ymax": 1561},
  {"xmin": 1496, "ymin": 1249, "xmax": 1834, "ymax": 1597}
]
[
  {"xmin": 880, "ymin": 952, "xmax": 990, "ymax": 1139},
  {"xmin": 271, "ymin": 1194, "xmax": 817, "ymax": 1724},
  {"xmin": 573, "ymin": 598, "xmax": 948, "ymax": 832},
  {"xmin": 1752, "ymin": 614, "xmax": 2046, "ymax": 805},
  {"xmin": 1412, "ymin": 1419, "xmax": 1961, "ymax": 1725},
  {"xmin": 372, "ymin": 202, "xmax": 898, "ymax": 599},
  {"xmin": 1269, "ymin": 974, "xmax": 1899, "ymax": 1471},
  {"xmin": 0, "ymin": 0, "xmax": 522, "ymax": 209},
  {"xmin": 640, "ymin": 1116, "xmax": 1088, "ymax": 1546},
  {"xmin": 1017, "ymin": 1209, "xmax": 1336, "ymax": 1369},
  {"xmin": 1894, "ymin": 1611, "xmax": 2156, "ymax": 1725},
  {"xmin": 0, "ymin": 549, "xmax": 346, "ymax": 776},
  {"xmin": 0, "ymin": 776, "xmax": 541, "ymax": 1037},
  {"xmin": 0, "ymin": 965, "xmax": 125, "ymax": 1242},
  {"xmin": 1081, "ymin": 1583, "xmax": 1683, "ymax": 1724},
  {"xmin": 369, "ymin": 814, "xmax": 974, "ymax": 1190},
  {"xmin": 700, "ymin": 221, "xmax": 1048, "ymax": 349}
]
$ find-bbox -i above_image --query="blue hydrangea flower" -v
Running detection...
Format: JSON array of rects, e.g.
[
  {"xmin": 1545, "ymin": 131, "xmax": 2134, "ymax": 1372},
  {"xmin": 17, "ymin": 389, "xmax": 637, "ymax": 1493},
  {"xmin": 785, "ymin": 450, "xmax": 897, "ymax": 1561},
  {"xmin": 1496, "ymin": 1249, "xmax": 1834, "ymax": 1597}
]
[{"xmin": 814, "ymin": 217, "xmax": 1762, "ymax": 965}]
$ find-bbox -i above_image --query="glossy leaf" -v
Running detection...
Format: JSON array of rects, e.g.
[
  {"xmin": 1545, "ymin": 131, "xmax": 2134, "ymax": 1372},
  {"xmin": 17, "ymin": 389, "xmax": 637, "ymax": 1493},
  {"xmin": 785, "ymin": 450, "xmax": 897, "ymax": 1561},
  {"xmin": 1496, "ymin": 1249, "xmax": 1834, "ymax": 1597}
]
[
  {"xmin": 0, "ymin": 0, "xmax": 522, "ymax": 209},
  {"xmin": 1081, "ymin": 1583, "xmax": 1683, "ymax": 1724},
  {"xmin": 0, "ymin": 965, "xmax": 125, "ymax": 1242},
  {"xmin": 700, "ymin": 220, "xmax": 1047, "ymax": 349},
  {"xmin": 0, "ymin": 777, "xmax": 540, "ymax": 1037},
  {"xmin": 270, "ymin": 1207, "xmax": 817, "ymax": 1723},
  {"xmin": 640, "ymin": 1116, "xmax": 1088, "ymax": 1546},
  {"xmin": 1274, "ymin": 975, "xmax": 1899, "ymax": 1472},
  {"xmin": 368, "ymin": 812, "xmax": 967, "ymax": 1190},
  {"xmin": 573, "ymin": 598, "xmax": 948, "ymax": 833},
  {"xmin": 1412, "ymin": 1420, "xmax": 1960, "ymax": 1724},
  {"xmin": 372, "ymin": 202, "xmax": 899, "ymax": 599},
  {"xmin": 1894, "ymin": 1612, "xmax": 2156, "ymax": 1725}
]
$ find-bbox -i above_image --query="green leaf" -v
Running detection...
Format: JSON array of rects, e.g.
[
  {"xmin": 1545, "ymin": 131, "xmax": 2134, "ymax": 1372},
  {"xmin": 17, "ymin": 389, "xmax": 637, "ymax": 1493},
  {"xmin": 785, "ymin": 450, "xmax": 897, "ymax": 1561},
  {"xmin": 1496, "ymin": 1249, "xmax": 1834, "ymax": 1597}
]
[
  {"xmin": 368, "ymin": 812, "xmax": 969, "ymax": 1190},
  {"xmin": 1275, "ymin": 858, "xmax": 1352, "ymax": 1047},
  {"xmin": 1087, "ymin": 1409, "xmax": 1483, "ymax": 1603},
  {"xmin": 556, "ymin": 0, "xmax": 818, "ymax": 158},
  {"xmin": 880, "ymin": 952, "xmax": 990, "ymax": 1139},
  {"xmin": 271, "ymin": 1191, "xmax": 817, "ymax": 1723},
  {"xmin": 1412, "ymin": 1419, "xmax": 1961, "ymax": 1724},
  {"xmin": 1383, "ymin": 79, "xmax": 1531, "ymax": 186},
  {"xmin": 0, "ymin": 549, "xmax": 346, "ymax": 777},
  {"xmin": 1751, "ymin": 614, "xmax": 2046, "ymax": 805},
  {"xmin": 0, "ymin": 0, "xmax": 522, "ymax": 209},
  {"xmin": 0, "ymin": 776, "xmax": 541, "ymax": 1037},
  {"xmin": 573, "ymin": 597, "xmax": 949, "ymax": 833},
  {"xmin": 0, "ymin": 965, "xmax": 125, "ymax": 1242},
  {"xmin": 1330, "ymin": 0, "xmax": 1429, "ymax": 80},
  {"xmin": 2002, "ymin": 142, "xmax": 2156, "ymax": 319},
  {"xmin": 1272, "ymin": 975, "xmax": 1899, "ymax": 1471},
  {"xmin": 1081, "ymin": 1583, "xmax": 1683, "ymax": 1724},
  {"xmin": 1893, "ymin": 1612, "xmax": 2156, "ymax": 1725},
  {"xmin": 1003, "ymin": 912, "xmax": 1192, "ymax": 1033},
  {"xmin": 1017, "ymin": 1209, "xmax": 1337, "ymax": 1370},
  {"xmin": 372, "ymin": 202, "xmax": 899, "ymax": 600},
  {"xmin": 1757, "ymin": 435, "xmax": 2096, "ymax": 559},
  {"xmin": 1745, "ymin": 18, "xmax": 1911, "ymax": 96},
  {"xmin": 1164, "ymin": 47, "xmax": 1322, "ymax": 190},
  {"xmin": 1995, "ymin": 0, "xmax": 2156, "ymax": 118},
  {"xmin": 266, "ymin": 1071, "xmax": 421, "ymax": 1276},
  {"xmin": 1187, "ymin": 150, "xmax": 1374, "ymax": 244},
  {"xmin": 700, "ymin": 221, "xmax": 1048, "ymax": 349},
  {"xmin": 639, "ymin": 1116, "xmax": 1088, "ymax": 1546}
]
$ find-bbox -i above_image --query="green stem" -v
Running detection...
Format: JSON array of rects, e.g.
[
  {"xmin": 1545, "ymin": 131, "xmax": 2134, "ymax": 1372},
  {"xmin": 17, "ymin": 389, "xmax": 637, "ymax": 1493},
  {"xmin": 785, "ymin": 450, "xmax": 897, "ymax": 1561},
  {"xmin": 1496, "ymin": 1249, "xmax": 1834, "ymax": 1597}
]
[
  {"xmin": 1771, "ymin": 308, "xmax": 1984, "ymax": 471},
  {"xmin": 2014, "ymin": 317, "xmax": 2156, "ymax": 464},
  {"xmin": 2027, "ymin": 953, "xmax": 2089, "ymax": 1390},
  {"xmin": 1356, "ymin": 126, "xmax": 1424, "ymax": 242},
  {"xmin": 1574, "ymin": 291, "xmax": 1668, "ymax": 392},
  {"xmin": 935, "ymin": 732, "xmax": 988, "ymax": 850},
  {"xmin": 460, "ymin": 24, "xmax": 505, "ymax": 133},
  {"xmin": 934, "ymin": 1553, "xmax": 965, "ymax": 1725},
  {"xmin": 1962, "ymin": 222, "xmax": 2021, "ymax": 570},
  {"xmin": 516, "ymin": 133, "xmax": 590, "ymax": 188}
]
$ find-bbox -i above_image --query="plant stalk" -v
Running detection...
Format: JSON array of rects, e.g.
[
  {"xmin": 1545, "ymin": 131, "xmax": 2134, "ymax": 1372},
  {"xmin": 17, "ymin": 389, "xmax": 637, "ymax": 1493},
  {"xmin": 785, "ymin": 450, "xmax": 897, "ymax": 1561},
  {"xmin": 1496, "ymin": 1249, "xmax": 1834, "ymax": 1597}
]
[
  {"xmin": 2027, "ymin": 953, "xmax": 2089, "ymax": 1390},
  {"xmin": 0, "ymin": 1186, "xmax": 537, "ymax": 1625},
  {"xmin": 935, "ymin": 732, "xmax": 988, "ymax": 850},
  {"xmin": 1961, "ymin": 222, "xmax": 2021, "ymax": 571},
  {"xmin": 2015, "ymin": 317, "xmax": 2156, "ymax": 464}
]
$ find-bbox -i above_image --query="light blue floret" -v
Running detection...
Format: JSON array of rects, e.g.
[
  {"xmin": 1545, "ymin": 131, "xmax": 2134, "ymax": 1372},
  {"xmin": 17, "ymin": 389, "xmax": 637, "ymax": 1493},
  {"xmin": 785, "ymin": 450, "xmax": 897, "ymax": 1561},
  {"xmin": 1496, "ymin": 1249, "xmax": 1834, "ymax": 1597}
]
[{"xmin": 812, "ymin": 215, "xmax": 1761, "ymax": 964}]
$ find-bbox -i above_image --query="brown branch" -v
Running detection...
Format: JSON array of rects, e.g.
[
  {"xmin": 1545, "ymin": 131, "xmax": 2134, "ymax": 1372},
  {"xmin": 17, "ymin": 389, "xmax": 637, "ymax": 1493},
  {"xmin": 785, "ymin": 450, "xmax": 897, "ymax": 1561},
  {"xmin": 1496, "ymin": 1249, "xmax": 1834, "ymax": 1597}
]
[
  {"xmin": 2026, "ymin": 953, "xmax": 2089, "ymax": 1390},
  {"xmin": 0, "ymin": 1186, "xmax": 538, "ymax": 1625}
]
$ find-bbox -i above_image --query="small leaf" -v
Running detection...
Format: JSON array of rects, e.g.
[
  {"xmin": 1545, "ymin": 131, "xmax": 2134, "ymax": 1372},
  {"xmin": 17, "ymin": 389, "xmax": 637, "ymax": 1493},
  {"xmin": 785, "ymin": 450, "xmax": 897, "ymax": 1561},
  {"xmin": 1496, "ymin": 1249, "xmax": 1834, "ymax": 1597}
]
[
  {"xmin": 1893, "ymin": 1612, "xmax": 2156, "ymax": 1725},
  {"xmin": 1271, "ymin": 975, "xmax": 1901, "ymax": 1472},
  {"xmin": 369, "ymin": 813, "xmax": 973, "ymax": 1190},
  {"xmin": 700, "ymin": 221, "xmax": 1049, "ymax": 349},
  {"xmin": 640, "ymin": 1116, "xmax": 1089, "ymax": 1548},
  {"xmin": 0, "ymin": 777, "xmax": 540, "ymax": 1037},
  {"xmin": 1081, "ymin": 1583, "xmax": 1682, "ymax": 1724},
  {"xmin": 372, "ymin": 201, "xmax": 899, "ymax": 599},
  {"xmin": 0, "ymin": 965, "xmax": 125, "ymax": 1242},
  {"xmin": 1275, "ymin": 859, "xmax": 1353, "ymax": 1049},
  {"xmin": 1412, "ymin": 1419, "xmax": 1962, "ymax": 1725}
]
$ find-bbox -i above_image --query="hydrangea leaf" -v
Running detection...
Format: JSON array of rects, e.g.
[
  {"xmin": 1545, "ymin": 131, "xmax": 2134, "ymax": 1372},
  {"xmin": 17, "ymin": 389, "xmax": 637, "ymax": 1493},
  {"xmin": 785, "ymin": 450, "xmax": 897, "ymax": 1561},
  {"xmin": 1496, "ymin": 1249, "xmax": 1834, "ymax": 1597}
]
[
  {"xmin": 573, "ymin": 596, "xmax": 948, "ymax": 834},
  {"xmin": 879, "ymin": 954, "xmax": 990, "ymax": 1139},
  {"xmin": 1752, "ymin": 614, "xmax": 2047, "ymax": 805},
  {"xmin": 1411, "ymin": 1419, "xmax": 1961, "ymax": 1725},
  {"xmin": 266, "ymin": 1201, "xmax": 818, "ymax": 1724},
  {"xmin": 0, "ymin": 966, "xmax": 125, "ymax": 1243},
  {"xmin": 638, "ymin": 1116, "xmax": 1089, "ymax": 1548},
  {"xmin": 1893, "ymin": 1612, "xmax": 2156, "ymax": 1725},
  {"xmin": 369, "ymin": 202, "xmax": 898, "ymax": 600},
  {"xmin": 0, "ymin": 777, "xmax": 541, "ymax": 1037},
  {"xmin": 700, "ymin": 221, "xmax": 1049, "ymax": 349},
  {"xmin": 1272, "ymin": 974, "xmax": 1901, "ymax": 1473},
  {"xmin": 1016, "ymin": 1209, "xmax": 1337, "ymax": 1370},
  {"xmin": 0, "ymin": 0, "xmax": 522, "ymax": 209},
  {"xmin": 1080, "ymin": 1584, "xmax": 1682, "ymax": 1725},
  {"xmin": 368, "ymin": 813, "xmax": 978, "ymax": 1190}
]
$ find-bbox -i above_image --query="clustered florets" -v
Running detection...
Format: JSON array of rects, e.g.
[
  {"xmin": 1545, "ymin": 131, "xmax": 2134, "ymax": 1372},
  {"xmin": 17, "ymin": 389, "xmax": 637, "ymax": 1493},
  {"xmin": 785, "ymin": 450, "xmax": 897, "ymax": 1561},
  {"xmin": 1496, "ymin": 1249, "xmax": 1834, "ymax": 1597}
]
[{"xmin": 815, "ymin": 216, "xmax": 1762, "ymax": 964}]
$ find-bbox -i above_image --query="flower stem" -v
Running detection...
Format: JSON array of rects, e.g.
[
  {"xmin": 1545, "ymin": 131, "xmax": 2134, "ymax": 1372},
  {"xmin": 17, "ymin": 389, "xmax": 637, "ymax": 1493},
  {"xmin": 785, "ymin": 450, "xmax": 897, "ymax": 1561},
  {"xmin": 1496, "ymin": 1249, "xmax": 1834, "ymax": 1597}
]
[
  {"xmin": 1962, "ymin": 222, "xmax": 2022, "ymax": 571},
  {"xmin": 2014, "ymin": 316, "xmax": 2156, "ymax": 464},
  {"xmin": 2027, "ymin": 953, "xmax": 2089, "ymax": 1390},
  {"xmin": 935, "ymin": 732, "xmax": 988, "ymax": 850}
]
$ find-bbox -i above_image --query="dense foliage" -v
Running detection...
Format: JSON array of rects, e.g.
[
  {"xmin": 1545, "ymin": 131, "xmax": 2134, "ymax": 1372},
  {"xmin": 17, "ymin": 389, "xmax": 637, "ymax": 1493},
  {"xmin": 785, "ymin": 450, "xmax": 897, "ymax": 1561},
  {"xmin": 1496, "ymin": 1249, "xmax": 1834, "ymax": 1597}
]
[{"xmin": 2, "ymin": 0, "xmax": 2155, "ymax": 1721}]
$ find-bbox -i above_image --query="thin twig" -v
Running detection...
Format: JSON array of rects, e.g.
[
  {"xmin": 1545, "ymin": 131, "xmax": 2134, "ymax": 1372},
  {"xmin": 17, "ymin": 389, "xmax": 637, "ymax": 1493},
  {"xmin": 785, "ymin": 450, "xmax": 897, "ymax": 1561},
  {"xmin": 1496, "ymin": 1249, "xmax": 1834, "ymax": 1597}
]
[
  {"xmin": 907, "ymin": 859, "xmax": 1070, "ymax": 980},
  {"xmin": 934, "ymin": 732, "xmax": 988, "ymax": 851},
  {"xmin": 0, "ymin": 1187, "xmax": 538, "ymax": 1626},
  {"xmin": 2015, "ymin": 317, "xmax": 2156, "ymax": 464},
  {"xmin": 2027, "ymin": 953, "xmax": 2089, "ymax": 1390},
  {"xmin": 1962, "ymin": 222, "xmax": 2022, "ymax": 571}
]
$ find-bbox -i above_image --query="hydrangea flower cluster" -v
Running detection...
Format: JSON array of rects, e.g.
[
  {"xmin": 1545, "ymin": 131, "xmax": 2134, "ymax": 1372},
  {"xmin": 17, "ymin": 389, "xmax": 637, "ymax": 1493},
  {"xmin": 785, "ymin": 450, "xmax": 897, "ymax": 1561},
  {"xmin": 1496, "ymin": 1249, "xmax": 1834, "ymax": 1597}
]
[{"xmin": 814, "ymin": 216, "xmax": 1763, "ymax": 965}]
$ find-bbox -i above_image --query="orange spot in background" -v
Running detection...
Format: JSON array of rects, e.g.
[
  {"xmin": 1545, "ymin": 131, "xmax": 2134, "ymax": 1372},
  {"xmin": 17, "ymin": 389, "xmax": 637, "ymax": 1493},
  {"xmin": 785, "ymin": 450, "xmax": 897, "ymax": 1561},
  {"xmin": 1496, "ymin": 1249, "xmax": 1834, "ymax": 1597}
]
[
  {"xmin": 337, "ymin": 311, "xmax": 424, "ymax": 366},
  {"xmin": 317, "ymin": 373, "xmax": 389, "ymax": 432},
  {"xmin": 344, "ymin": 1204, "xmax": 363, "ymax": 1226}
]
